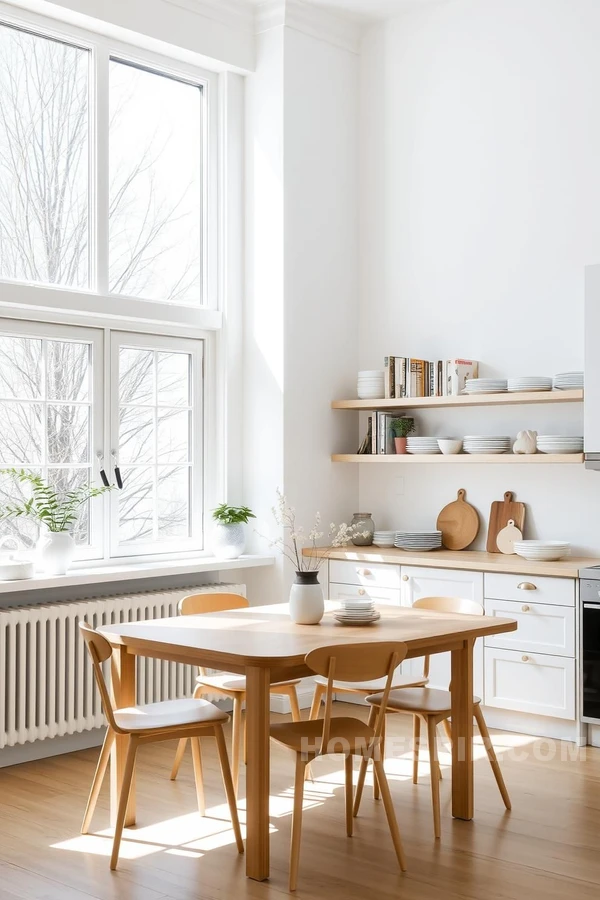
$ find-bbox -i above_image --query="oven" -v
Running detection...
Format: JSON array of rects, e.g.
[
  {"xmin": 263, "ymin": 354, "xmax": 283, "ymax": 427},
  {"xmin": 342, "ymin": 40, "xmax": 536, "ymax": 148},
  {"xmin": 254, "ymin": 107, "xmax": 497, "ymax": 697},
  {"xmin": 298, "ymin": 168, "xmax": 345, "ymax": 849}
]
[{"xmin": 580, "ymin": 572, "xmax": 600, "ymax": 723}]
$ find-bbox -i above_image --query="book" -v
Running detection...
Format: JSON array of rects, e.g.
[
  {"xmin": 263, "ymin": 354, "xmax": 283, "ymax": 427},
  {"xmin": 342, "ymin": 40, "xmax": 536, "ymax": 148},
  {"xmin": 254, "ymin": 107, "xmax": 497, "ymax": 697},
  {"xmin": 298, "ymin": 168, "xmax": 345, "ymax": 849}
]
[
  {"xmin": 371, "ymin": 412, "xmax": 378, "ymax": 454},
  {"xmin": 358, "ymin": 417, "xmax": 372, "ymax": 454},
  {"xmin": 394, "ymin": 357, "xmax": 407, "ymax": 398},
  {"xmin": 384, "ymin": 356, "xmax": 395, "ymax": 399},
  {"xmin": 447, "ymin": 358, "xmax": 479, "ymax": 396}
]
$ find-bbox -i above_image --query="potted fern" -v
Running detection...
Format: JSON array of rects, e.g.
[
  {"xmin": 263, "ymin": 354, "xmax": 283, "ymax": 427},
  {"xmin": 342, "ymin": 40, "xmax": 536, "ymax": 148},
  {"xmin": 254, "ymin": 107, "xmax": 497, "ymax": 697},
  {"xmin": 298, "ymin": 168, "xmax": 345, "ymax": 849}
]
[
  {"xmin": 0, "ymin": 469, "xmax": 111, "ymax": 575},
  {"xmin": 211, "ymin": 503, "xmax": 256, "ymax": 560}
]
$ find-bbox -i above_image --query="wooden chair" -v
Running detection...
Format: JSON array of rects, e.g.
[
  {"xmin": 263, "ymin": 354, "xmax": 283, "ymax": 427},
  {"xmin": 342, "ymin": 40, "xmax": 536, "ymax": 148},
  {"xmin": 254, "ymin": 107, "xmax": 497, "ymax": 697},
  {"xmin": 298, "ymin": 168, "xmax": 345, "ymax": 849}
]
[
  {"xmin": 79, "ymin": 623, "xmax": 244, "ymax": 870},
  {"xmin": 270, "ymin": 640, "xmax": 409, "ymax": 891},
  {"xmin": 353, "ymin": 596, "xmax": 511, "ymax": 839},
  {"xmin": 169, "ymin": 592, "xmax": 302, "ymax": 793}
]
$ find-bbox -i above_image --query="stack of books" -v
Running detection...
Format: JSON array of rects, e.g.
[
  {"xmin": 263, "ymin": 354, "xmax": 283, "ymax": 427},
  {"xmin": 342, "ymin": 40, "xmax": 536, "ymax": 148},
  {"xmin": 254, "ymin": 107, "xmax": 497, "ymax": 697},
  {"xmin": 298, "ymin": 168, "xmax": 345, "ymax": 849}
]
[{"xmin": 383, "ymin": 357, "xmax": 478, "ymax": 398}]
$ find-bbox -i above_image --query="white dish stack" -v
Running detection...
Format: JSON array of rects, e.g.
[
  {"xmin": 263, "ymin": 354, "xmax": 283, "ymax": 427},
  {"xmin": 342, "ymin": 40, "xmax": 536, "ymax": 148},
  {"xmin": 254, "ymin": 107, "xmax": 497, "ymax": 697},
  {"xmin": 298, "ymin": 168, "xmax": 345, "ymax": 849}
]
[
  {"xmin": 406, "ymin": 436, "xmax": 448, "ymax": 454},
  {"xmin": 463, "ymin": 378, "xmax": 507, "ymax": 394},
  {"xmin": 334, "ymin": 599, "xmax": 381, "ymax": 626},
  {"xmin": 463, "ymin": 435, "xmax": 511, "ymax": 454},
  {"xmin": 373, "ymin": 530, "xmax": 396, "ymax": 547},
  {"xmin": 507, "ymin": 376, "xmax": 552, "ymax": 392},
  {"xmin": 395, "ymin": 530, "xmax": 442, "ymax": 551},
  {"xmin": 553, "ymin": 371, "xmax": 584, "ymax": 390},
  {"xmin": 514, "ymin": 540, "xmax": 571, "ymax": 561},
  {"xmin": 536, "ymin": 435, "xmax": 583, "ymax": 454},
  {"xmin": 357, "ymin": 370, "xmax": 385, "ymax": 400}
]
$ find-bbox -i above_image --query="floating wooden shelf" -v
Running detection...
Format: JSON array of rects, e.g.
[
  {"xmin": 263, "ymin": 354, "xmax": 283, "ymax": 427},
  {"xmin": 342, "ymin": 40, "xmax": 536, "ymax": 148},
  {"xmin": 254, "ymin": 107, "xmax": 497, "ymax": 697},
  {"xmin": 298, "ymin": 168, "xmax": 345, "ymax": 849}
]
[
  {"xmin": 331, "ymin": 389, "xmax": 583, "ymax": 410},
  {"xmin": 332, "ymin": 453, "xmax": 584, "ymax": 464}
]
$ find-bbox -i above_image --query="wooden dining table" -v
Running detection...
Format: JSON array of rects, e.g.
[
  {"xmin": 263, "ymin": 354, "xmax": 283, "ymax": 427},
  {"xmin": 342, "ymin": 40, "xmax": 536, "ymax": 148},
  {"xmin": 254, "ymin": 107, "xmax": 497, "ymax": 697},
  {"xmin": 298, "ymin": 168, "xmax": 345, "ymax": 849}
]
[{"xmin": 99, "ymin": 602, "xmax": 517, "ymax": 881}]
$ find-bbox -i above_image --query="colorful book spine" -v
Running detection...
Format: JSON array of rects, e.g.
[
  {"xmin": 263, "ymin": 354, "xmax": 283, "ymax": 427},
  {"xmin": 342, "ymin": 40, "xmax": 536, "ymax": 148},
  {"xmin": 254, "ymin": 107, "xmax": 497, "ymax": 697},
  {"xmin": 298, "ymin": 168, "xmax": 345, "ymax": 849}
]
[{"xmin": 384, "ymin": 356, "xmax": 395, "ymax": 399}]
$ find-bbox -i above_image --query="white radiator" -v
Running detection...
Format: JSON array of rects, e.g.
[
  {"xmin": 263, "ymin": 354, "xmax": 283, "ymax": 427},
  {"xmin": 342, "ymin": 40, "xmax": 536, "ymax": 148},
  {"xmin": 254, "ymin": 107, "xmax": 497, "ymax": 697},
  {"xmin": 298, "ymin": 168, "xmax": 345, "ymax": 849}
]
[{"xmin": 0, "ymin": 582, "xmax": 245, "ymax": 749}]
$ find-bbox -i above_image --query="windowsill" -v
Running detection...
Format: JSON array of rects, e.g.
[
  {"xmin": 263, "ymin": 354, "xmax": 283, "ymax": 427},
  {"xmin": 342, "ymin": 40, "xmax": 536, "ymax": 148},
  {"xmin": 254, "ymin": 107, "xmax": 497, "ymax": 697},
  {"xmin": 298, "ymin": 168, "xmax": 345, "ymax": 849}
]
[{"xmin": 0, "ymin": 554, "xmax": 275, "ymax": 594}]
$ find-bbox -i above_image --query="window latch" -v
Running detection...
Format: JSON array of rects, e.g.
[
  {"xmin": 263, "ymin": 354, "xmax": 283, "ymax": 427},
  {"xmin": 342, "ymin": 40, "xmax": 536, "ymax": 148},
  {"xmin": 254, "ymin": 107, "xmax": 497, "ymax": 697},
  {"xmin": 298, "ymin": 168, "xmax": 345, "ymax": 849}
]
[
  {"xmin": 96, "ymin": 452, "xmax": 110, "ymax": 488},
  {"xmin": 112, "ymin": 451, "xmax": 123, "ymax": 490}
]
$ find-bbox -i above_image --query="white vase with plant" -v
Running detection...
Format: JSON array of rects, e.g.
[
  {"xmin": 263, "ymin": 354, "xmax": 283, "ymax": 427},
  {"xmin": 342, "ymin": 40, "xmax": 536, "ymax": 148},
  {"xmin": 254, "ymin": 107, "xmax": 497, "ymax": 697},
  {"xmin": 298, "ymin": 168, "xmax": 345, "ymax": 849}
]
[
  {"xmin": 211, "ymin": 503, "xmax": 256, "ymax": 560},
  {"xmin": 266, "ymin": 490, "xmax": 368, "ymax": 625},
  {"xmin": 0, "ymin": 469, "xmax": 111, "ymax": 575}
]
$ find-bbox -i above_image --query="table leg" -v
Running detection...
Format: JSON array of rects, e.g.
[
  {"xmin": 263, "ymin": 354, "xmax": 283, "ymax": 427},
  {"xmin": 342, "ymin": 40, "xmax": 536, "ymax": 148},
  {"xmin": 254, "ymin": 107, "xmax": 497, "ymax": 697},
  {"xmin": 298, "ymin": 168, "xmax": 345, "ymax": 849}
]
[
  {"xmin": 245, "ymin": 666, "xmax": 271, "ymax": 880},
  {"xmin": 450, "ymin": 638, "xmax": 474, "ymax": 820},
  {"xmin": 110, "ymin": 645, "xmax": 136, "ymax": 827}
]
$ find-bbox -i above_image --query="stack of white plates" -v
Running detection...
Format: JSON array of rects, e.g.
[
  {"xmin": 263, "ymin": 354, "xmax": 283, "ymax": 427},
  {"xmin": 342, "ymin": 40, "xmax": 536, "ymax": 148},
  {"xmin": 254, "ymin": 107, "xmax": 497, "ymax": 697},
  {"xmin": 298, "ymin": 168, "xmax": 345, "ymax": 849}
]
[
  {"xmin": 507, "ymin": 376, "xmax": 552, "ymax": 392},
  {"xmin": 406, "ymin": 436, "xmax": 447, "ymax": 455},
  {"xmin": 463, "ymin": 378, "xmax": 508, "ymax": 394},
  {"xmin": 553, "ymin": 371, "xmax": 584, "ymax": 390},
  {"xmin": 334, "ymin": 598, "xmax": 381, "ymax": 626},
  {"xmin": 463, "ymin": 435, "xmax": 511, "ymax": 454},
  {"xmin": 394, "ymin": 530, "xmax": 442, "ymax": 551},
  {"xmin": 536, "ymin": 435, "xmax": 583, "ymax": 454},
  {"xmin": 357, "ymin": 370, "xmax": 385, "ymax": 400},
  {"xmin": 514, "ymin": 540, "xmax": 571, "ymax": 561},
  {"xmin": 373, "ymin": 530, "xmax": 396, "ymax": 547}
]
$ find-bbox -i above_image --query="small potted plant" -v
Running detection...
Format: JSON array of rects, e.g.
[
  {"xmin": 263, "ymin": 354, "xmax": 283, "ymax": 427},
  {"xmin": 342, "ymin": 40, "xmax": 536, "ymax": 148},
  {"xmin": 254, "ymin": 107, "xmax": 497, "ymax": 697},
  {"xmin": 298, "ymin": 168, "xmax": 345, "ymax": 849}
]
[
  {"xmin": 211, "ymin": 503, "xmax": 256, "ymax": 560},
  {"xmin": 0, "ymin": 469, "xmax": 111, "ymax": 575},
  {"xmin": 390, "ymin": 417, "xmax": 415, "ymax": 454}
]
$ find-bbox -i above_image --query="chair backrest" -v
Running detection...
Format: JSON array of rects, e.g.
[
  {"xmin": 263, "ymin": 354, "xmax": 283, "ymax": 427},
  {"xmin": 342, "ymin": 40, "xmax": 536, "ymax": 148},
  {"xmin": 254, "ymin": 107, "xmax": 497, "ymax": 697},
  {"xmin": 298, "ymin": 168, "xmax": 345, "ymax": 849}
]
[
  {"xmin": 412, "ymin": 596, "xmax": 484, "ymax": 679},
  {"xmin": 178, "ymin": 592, "xmax": 249, "ymax": 616},
  {"xmin": 306, "ymin": 641, "xmax": 408, "ymax": 754},
  {"xmin": 179, "ymin": 592, "xmax": 249, "ymax": 675},
  {"xmin": 80, "ymin": 622, "xmax": 123, "ymax": 734}
]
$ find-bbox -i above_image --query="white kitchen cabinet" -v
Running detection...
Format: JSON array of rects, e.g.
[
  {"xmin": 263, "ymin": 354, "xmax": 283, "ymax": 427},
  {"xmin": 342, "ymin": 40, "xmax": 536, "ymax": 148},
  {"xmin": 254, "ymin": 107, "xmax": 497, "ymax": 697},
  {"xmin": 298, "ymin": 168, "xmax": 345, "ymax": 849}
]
[
  {"xmin": 484, "ymin": 573, "xmax": 575, "ymax": 607},
  {"xmin": 329, "ymin": 582, "xmax": 401, "ymax": 606},
  {"xmin": 484, "ymin": 597, "xmax": 575, "ymax": 658},
  {"xmin": 484, "ymin": 647, "xmax": 576, "ymax": 719},
  {"xmin": 329, "ymin": 560, "xmax": 401, "ymax": 590},
  {"xmin": 400, "ymin": 566, "xmax": 484, "ymax": 694}
]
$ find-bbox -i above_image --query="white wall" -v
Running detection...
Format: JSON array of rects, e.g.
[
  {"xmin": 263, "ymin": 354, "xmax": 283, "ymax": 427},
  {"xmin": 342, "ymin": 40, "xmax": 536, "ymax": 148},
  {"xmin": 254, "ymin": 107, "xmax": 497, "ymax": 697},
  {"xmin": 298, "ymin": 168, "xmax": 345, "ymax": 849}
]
[{"xmin": 357, "ymin": 0, "xmax": 600, "ymax": 554}]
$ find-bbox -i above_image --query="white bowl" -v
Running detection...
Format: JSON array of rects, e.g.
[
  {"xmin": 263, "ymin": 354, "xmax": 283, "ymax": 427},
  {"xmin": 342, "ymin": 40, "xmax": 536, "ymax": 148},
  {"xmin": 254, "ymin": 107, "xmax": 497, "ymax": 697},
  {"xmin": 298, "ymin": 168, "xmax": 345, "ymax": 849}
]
[{"xmin": 437, "ymin": 439, "xmax": 463, "ymax": 454}]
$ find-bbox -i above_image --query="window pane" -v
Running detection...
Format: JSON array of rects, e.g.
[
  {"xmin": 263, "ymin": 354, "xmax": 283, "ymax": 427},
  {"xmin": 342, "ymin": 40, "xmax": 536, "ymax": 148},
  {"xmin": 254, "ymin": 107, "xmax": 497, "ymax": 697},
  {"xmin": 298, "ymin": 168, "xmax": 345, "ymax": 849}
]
[
  {"xmin": 0, "ymin": 402, "xmax": 43, "ymax": 464},
  {"xmin": 0, "ymin": 469, "xmax": 40, "ymax": 549},
  {"xmin": 0, "ymin": 336, "xmax": 42, "ymax": 399},
  {"xmin": 108, "ymin": 60, "xmax": 202, "ymax": 304},
  {"xmin": 157, "ymin": 352, "xmax": 190, "ymax": 406},
  {"xmin": 48, "ymin": 467, "xmax": 90, "ymax": 545},
  {"xmin": 157, "ymin": 409, "xmax": 189, "ymax": 463},
  {"xmin": 47, "ymin": 341, "xmax": 90, "ymax": 401},
  {"xmin": 119, "ymin": 407, "xmax": 154, "ymax": 464},
  {"xmin": 119, "ymin": 347, "xmax": 154, "ymax": 405},
  {"xmin": 47, "ymin": 405, "xmax": 90, "ymax": 464},
  {"xmin": 157, "ymin": 466, "xmax": 189, "ymax": 537},
  {"xmin": 118, "ymin": 466, "xmax": 154, "ymax": 543},
  {"xmin": 0, "ymin": 25, "xmax": 89, "ymax": 288}
]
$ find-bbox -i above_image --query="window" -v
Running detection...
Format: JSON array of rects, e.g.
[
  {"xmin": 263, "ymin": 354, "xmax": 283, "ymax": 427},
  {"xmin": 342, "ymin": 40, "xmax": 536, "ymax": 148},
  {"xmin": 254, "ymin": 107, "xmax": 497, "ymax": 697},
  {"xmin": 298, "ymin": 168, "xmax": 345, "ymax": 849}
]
[
  {"xmin": 0, "ymin": 10, "xmax": 218, "ymax": 565},
  {"xmin": 0, "ymin": 19, "xmax": 213, "ymax": 309}
]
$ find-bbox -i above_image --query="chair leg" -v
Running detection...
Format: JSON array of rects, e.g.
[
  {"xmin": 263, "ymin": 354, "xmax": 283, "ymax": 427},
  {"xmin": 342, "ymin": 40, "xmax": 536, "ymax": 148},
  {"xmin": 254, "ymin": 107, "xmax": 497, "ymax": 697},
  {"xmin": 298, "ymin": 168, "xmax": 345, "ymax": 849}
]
[
  {"xmin": 412, "ymin": 715, "xmax": 421, "ymax": 785},
  {"xmin": 442, "ymin": 717, "xmax": 453, "ymax": 743},
  {"xmin": 290, "ymin": 754, "xmax": 307, "ymax": 892},
  {"xmin": 436, "ymin": 723, "xmax": 444, "ymax": 780},
  {"xmin": 287, "ymin": 685, "xmax": 302, "ymax": 723},
  {"xmin": 308, "ymin": 683, "xmax": 325, "ymax": 721},
  {"xmin": 474, "ymin": 705, "xmax": 511, "ymax": 810},
  {"xmin": 214, "ymin": 725, "xmax": 245, "ymax": 853},
  {"xmin": 372, "ymin": 757, "xmax": 407, "ymax": 872},
  {"xmin": 426, "ymin": 717, "xmax": 441, "ymax": 839},
  {"xmin": 170, "ymin": 738, "xmax": 188, "ymax": 781},
  {"xmin": 231, "ymin": 695, "xmax": 243, "ymax": 796},
  {"xmin": 190, "ymin": 737, "xmax": 205, "ymax": 817},
  {"xmin": 110, "ymin": 736, "xmax": 138, "ymax": 871},
  {"xmin": 373, "ymin": 709, "xmax": 384, "ymax": 800},
  {"xmin": 81, "ymin": 727, "xmax": 115, "ymax": 834},
  {"xmin": 344, "ymin": 754, "xmax": 353, "ymax": 837},
  {"xmin": 353, "ymin": 753, "xmax": 369, "ymax": 817}
]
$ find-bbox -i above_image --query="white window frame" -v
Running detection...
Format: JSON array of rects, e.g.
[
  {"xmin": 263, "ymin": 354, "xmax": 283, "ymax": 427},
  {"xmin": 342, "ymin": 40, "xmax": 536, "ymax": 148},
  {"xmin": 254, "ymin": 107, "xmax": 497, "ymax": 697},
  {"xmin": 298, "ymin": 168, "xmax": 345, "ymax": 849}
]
[
  {"xmin": 0, "ymin": 318, "xmax": 105, "ymax": 560},
  {"xmin": 0, "ymin": 2, "xmax": 221, "ymax": 327},
  {"xmin": 109, "ymin": 331, "xmax": 204, "ymax": 558}
]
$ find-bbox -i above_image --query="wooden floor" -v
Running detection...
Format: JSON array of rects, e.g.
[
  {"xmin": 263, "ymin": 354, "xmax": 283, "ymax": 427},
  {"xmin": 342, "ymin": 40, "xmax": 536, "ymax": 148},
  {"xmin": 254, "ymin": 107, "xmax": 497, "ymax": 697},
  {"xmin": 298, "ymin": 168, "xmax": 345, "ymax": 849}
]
[{"xmin": 1, "ymin": 704, "xmax": 599, "ymax": 899}]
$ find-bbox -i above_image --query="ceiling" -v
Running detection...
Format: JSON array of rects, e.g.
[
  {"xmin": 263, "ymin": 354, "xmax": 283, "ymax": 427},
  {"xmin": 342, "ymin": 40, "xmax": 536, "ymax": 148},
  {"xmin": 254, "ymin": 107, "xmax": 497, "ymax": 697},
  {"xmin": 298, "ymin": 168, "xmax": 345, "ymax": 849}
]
[{"xmin": 242, "ymin": 1, "xmax": 438, "ymax": 24}]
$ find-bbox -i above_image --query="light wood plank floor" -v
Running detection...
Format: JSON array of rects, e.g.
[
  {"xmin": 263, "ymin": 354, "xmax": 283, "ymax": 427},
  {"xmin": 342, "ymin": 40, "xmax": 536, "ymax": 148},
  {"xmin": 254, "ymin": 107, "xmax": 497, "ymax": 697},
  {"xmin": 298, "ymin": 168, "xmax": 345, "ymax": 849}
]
[{"xmin": 1, "ymin": 704, "xmax": 599, "ymax": 899}]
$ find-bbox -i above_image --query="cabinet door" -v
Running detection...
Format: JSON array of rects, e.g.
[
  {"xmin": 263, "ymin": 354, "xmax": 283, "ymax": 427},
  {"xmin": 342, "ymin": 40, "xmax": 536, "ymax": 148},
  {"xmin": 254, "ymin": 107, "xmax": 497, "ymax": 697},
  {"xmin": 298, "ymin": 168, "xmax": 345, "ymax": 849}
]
[
  {"xmin": 400, "ymin": 566, "xmax": 484, "ymax": 693},
  {"xmin": 484, "ymin": 597, "xmax": 575, "ymax": 657},
  {"xmin": 329, "ymin": 583, "xmax": 401, "ymax": 606},
  {"xmin": 484, "ymin": 648, "xmax": 576, "ymax": 719}
]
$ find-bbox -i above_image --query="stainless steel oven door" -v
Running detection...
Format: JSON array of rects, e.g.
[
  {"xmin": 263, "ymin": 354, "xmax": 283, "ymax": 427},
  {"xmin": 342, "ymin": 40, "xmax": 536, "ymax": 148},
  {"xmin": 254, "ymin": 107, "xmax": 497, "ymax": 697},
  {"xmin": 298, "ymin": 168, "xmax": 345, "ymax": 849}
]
[{"xmin": 582, "ymin": 591, "xmax": 600, "ymax": 722}]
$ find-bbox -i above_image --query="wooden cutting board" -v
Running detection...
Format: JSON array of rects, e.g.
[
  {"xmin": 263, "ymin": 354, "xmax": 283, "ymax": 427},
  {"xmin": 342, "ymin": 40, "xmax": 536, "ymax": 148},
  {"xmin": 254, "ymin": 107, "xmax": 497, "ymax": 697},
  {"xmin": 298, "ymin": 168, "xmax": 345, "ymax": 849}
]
[
  {"xmin": 486, "ymin": 491, "xmax": 526, "ymax": 553},
  {"xmin": 436, "ymin": 489, "xmax": 479, "ymax": 550}
]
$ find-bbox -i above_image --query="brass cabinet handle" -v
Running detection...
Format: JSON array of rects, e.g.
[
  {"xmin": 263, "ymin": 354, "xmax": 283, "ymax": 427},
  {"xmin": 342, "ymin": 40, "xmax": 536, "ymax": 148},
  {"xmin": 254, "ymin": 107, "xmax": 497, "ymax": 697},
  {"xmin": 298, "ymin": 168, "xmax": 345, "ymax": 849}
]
[
  {"xmin": 402, "ymin": 574, "xmax": 409, "ymax": 582},
  {"xmin": 522, "ymin": 655, "xmax": 530, "ymax": 662},
  {"xmin": 358, "ymin": 588, "xmax": 366, "ymax": 596},
  {"xmin": 517, "ymin": 582, "xmax": 537, "ymax": 591},
  {"xmin": 521, "ymin": 605, "xmax": 530, "ymax": 612},
  {"xmin": 357, "ymin": 568, "xmax": 371, "ymax": 577}
]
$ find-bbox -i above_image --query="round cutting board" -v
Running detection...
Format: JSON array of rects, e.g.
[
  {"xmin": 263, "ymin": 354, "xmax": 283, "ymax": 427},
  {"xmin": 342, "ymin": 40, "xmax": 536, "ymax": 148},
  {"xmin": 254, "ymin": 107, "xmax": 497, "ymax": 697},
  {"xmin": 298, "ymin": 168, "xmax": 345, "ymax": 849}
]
[{"xmin": 436, "ymin": 488, "xmax": 479, "ymax": 550}]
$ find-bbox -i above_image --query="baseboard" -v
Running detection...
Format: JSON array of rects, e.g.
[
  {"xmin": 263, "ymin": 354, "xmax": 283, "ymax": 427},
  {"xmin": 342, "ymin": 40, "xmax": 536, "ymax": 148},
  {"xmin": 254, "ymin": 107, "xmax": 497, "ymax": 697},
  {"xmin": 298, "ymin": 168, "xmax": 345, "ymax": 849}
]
[
  {"xmin": 269, "ymin": 678, "xmax": 315, "ymax": 714},
  {"xmin": 0, "ymin": 728, "xmax": 106, "ymax": 768}
]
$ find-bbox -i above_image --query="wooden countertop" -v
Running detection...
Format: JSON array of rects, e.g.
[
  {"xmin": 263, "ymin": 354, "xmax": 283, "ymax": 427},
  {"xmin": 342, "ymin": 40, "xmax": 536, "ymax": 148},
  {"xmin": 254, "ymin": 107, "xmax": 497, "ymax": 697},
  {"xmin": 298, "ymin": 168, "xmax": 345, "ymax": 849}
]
[{"xmin": 303, "ymin": 546, "xmax": 600, "ymax": 579}]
